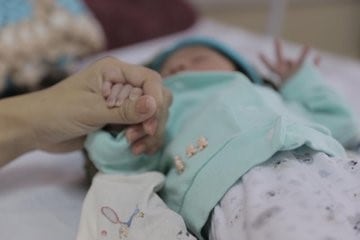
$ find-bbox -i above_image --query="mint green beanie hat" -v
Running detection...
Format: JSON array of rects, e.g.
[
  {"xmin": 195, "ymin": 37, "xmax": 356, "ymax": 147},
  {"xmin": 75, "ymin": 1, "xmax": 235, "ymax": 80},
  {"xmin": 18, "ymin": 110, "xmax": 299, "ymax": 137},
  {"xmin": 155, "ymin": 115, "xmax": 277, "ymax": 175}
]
[{"xmin": 147, "ymin": 36, "xmax": 263, "ymax": 84}]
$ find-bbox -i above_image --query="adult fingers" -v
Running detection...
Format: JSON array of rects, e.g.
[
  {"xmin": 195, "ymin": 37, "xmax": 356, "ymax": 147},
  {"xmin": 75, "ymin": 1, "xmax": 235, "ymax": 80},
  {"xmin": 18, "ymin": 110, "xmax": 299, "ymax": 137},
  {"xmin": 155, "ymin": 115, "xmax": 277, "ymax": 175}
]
[
  {"xmin": 143, "ymin": 87, "xmax": 172, "ymax": 136},
  {"xmin": 125, "ymin": 124, "xmax": 147, "ymax": 144},
  {"xmin": 130, "ymin": 134, "xmax": 164, "ymax": 156},
  {"xmin": 121, "ymin": 64, "xmax": 164, "ymax": 111},
  {"xmin": 41, "ymin": 136, "xmax": 86, "ymax": 153},
  {"xmin": 101, "ymin": 59, "xmax": 164, "ymax": 132},
  {"xmin": 128, "ymin": 88, "xmax": 171, "ymax": 155},
  {"xmin": 105, "ymin": 95, "xmax": 157, "ymax": 124}
]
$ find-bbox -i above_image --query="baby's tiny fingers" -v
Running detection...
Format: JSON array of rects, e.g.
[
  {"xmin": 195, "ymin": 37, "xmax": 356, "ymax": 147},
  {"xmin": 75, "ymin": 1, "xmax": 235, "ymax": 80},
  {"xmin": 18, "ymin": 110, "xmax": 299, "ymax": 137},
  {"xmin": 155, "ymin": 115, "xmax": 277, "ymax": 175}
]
[
  {"xmin": 102, "ymin": 80, "xmax": 112, "ymax": 98},
  {"xmin": 107, "ymin": 83, "xmax": 123, "ymax": 107},
  {"xmin": 129, "ymin": 87, "xmax": 143, "ymax": 101},
  {"xmin": 115, "ymin": 84, "xmax": 132, "ymax": 106},
  {"xmin": 314, "ymin": 55, "xmax": 321, "ymax": 66},
  {"xmin": 275, "ymin": 38, "xmax": 285, "ymax": 63},
  {"xmin": 259, "ymin": 53, "xmax": 277, "ymax": 73},
  {"xmin": 133, "ymin": 134, "xmax": 163, "ymax": 156},
  {"xmin": 297, "ymin": 45, "xmax": 310, "ymax": 66}
]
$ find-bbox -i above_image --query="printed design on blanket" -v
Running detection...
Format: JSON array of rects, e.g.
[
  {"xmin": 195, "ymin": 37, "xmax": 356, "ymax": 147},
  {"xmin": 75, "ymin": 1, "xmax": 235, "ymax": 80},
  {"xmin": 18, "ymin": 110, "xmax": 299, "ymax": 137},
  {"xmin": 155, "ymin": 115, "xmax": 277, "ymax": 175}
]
[
  {"xmin": 210, "ymin": 148, "xmax": 360, "ymax": 239},
  {"xmin": 348, "ymin": 213, "xmax": 360, "ymax": 234},
  {"xmin": 176, "ymin": 229, "xmax": 193, "ymax": 239},
  {"xmin": 100, "ymin": 205, "xmax": 144, "ymax": 239}
]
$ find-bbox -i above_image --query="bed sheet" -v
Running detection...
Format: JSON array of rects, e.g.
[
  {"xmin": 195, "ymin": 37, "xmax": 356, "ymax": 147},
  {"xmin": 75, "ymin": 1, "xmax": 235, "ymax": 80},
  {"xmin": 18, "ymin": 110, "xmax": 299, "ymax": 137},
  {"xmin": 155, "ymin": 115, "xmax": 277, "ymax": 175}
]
[{"xmin": 1, "ymin": 18, "xmax": 360, "ymax": 240}]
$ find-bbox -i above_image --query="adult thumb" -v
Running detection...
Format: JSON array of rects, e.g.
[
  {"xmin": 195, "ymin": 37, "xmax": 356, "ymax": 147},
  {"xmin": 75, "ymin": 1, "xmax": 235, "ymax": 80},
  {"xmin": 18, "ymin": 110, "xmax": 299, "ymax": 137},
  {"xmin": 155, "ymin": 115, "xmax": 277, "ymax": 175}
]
[{"xmin": 111, "ymin": 95, "xmax": 157, "ymax": 124}]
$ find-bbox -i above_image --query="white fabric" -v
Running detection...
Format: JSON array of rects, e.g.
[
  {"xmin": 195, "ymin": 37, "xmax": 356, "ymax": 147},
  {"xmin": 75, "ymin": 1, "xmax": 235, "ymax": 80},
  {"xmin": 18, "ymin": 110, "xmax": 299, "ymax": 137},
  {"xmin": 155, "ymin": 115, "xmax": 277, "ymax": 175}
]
[
  {"xmin": 209, "ymin": 148, "xmax": 360, "ymax": 240},
  {"xmin": 1, "ymin": 18, "xmax": 360, "ymax": 239},
  {"xmin": 77, "ymin": 172, "xmax": 195, "ymax": 240},
  {"xmin": 0, "ymin": 151, "xmax": 86, "ymax": 240}
]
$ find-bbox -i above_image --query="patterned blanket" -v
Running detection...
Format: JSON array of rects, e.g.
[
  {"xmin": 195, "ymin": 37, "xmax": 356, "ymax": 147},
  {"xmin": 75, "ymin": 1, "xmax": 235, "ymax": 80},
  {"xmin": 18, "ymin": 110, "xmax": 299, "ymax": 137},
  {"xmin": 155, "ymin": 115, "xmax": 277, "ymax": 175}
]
[{"xmin": 0, "ymin": 0, "xmax": 104, "ymax": 98}]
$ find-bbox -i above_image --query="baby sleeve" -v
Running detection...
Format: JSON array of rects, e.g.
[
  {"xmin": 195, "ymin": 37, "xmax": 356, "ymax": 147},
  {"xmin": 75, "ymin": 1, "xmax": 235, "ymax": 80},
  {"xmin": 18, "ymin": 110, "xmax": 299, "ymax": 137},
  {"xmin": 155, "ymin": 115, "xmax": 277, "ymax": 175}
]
[
  {"xmin": 84, "ymin": 131, "xmax": 161, "ymax": 174},
  {"xmin": 280, "ymin": 63, "xmax": 360, "ymax": 148}
]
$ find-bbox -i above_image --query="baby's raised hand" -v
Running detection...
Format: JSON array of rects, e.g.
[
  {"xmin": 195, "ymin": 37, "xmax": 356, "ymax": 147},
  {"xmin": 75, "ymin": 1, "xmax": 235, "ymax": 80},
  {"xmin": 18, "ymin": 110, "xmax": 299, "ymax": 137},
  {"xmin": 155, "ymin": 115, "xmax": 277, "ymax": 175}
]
[{"xmin": 259, "ymin": 39, "xmax": 320, "ymax": 86}]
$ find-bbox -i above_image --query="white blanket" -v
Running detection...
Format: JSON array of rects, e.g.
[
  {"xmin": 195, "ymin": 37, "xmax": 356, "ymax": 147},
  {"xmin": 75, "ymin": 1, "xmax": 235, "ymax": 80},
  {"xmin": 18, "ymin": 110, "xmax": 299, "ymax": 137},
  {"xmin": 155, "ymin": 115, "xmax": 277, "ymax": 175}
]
[{"xmin": 209, "ymin": 148, "xmax": 360, "ymax": 240}]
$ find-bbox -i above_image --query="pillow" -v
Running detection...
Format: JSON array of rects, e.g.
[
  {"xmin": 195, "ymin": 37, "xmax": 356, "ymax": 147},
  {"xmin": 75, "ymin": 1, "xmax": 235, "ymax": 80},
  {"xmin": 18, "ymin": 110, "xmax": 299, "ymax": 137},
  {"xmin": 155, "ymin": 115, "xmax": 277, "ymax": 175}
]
[
  {"xmin": 83, "ymin": 0, "xmax": 198, "ymax": 50},
  {"xmin": 0, "ymin": 0, "xmax": 105, "ymax": 98}
]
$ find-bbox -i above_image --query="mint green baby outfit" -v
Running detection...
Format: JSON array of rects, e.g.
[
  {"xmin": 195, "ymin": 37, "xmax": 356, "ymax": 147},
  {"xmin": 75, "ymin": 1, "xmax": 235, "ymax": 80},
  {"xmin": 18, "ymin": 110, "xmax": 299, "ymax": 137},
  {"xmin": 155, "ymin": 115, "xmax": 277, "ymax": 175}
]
[{"xmin": 85, "ymin": 64, "xmax": 359, "ymax": 239}]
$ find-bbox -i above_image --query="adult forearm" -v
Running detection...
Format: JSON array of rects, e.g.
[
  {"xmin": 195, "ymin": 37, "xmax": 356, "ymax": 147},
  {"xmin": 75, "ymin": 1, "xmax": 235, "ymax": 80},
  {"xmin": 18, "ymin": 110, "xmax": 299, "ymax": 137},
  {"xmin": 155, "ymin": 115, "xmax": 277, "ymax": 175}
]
[
  {"xmin": 0, "ymin": 92, "xmax": 40, "ymax": 166},
  {"xmin": 0, "ymin": 57, "xmax": 170, "ymax": 166}
]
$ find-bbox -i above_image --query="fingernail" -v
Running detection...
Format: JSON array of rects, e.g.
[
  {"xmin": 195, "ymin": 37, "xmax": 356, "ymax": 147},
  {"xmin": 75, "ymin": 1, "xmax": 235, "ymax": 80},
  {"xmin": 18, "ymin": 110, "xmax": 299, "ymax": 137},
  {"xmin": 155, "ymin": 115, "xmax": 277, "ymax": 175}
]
[
  {"xmin": 115, "ymin": 100, "xmax": 123, "ymax": 107},
  {"xmin": 136, "ymin": 97, "xmax": 151, "ymax": 114},
  {"xmin": 103, "ymin": 88, "xmax": 110, "ymax": 98},
  {"xmin": 107, "ymin": 98, "xmax": 115, "ymax": 107}
]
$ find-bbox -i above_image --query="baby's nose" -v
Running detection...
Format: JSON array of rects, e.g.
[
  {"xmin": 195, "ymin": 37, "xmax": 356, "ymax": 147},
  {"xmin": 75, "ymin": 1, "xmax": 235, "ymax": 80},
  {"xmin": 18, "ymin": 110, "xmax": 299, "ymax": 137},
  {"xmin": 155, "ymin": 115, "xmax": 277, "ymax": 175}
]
[{"xmin": 177, "ymin": 61, "xmax": 188, "ymax": 71}]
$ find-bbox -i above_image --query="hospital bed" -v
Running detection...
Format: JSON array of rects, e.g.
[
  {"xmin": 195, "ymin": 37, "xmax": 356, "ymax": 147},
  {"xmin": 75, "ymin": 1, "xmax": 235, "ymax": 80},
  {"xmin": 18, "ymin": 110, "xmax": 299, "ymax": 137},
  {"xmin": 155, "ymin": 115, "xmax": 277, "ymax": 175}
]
[{"xmin": 0, "ymin": 19, "xmax": 359, "ymax": 240}]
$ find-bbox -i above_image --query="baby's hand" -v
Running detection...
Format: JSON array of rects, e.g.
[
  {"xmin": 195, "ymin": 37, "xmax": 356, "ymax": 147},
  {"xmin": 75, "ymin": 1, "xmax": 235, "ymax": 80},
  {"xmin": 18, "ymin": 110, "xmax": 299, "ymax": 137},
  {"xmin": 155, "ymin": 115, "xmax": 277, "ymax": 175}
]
[
  {"xmin": 101, "ymin": 79, "xmax": 164, "ymax": 155},
  {"xmin": 259, "ymin": 39, "xmax": 321, "ymax": 86},
  {"xmin": 102, "ymin": 80, "xmax": 143, "ymax": 108}
]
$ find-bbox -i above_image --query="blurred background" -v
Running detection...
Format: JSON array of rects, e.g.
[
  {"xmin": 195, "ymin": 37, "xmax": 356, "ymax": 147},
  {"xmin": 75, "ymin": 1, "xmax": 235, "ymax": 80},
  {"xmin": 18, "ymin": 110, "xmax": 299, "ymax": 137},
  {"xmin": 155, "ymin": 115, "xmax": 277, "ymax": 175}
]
[
  {"xmin": 190, "ymin": 0, "xmax": 360, "ymax": 59},
  {"xmin": 0, "ymin": 0, "xmax": 359, "ymax": 99}
]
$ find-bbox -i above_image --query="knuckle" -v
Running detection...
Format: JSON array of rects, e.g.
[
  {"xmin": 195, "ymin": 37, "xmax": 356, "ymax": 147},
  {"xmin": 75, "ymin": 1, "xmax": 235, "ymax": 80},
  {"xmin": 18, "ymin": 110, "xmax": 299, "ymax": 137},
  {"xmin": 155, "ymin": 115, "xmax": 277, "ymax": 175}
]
[
  {"xmin": 97, "ymin": 56, "xmax": 120, "ymax": 66},
  {"xmin": 144, "ymin": 68, "xmax": 162, "ymax": 82},
  {"xmin": 117, "ymin": 101, "xmax": 132, "ymax": 123}
]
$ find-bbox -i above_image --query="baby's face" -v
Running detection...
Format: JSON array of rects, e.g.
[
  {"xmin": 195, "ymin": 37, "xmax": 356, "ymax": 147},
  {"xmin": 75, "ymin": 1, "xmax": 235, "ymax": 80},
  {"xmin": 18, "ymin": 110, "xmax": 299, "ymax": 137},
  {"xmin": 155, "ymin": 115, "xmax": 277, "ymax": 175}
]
[{"xmin": 160, "ymin": 46, "xmax": 236, "ymax": 78}]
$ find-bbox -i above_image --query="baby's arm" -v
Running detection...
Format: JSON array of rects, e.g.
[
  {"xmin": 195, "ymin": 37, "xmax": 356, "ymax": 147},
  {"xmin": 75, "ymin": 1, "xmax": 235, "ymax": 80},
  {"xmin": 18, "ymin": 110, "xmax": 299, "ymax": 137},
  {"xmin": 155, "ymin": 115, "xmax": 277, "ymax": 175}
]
[
  {"xmin": 260, "ymin": 39, "xmax": 360, "ymax": 148},
  {"xmin": 280, "ymin": 63, "xmax": 360, "ymax": 148}
]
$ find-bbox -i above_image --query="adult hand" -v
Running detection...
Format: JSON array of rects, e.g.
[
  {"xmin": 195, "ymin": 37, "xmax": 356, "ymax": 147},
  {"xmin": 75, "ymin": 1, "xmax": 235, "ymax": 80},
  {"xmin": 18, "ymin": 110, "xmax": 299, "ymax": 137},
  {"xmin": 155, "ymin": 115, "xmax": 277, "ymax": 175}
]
[
  {"xmin": 124, "ymin": 86, "xmax": 172, "ymax": 155},
  {"xmin": 42, "ymin": 57, "xmax": 172, "ymax": 155},
  {"xmin": 102, "ymin": 76, "xmax": 172, "ymax": 155},
  {"xmin": 0, "ymin": 57, "xmax": 172, "ymax": 165}
]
